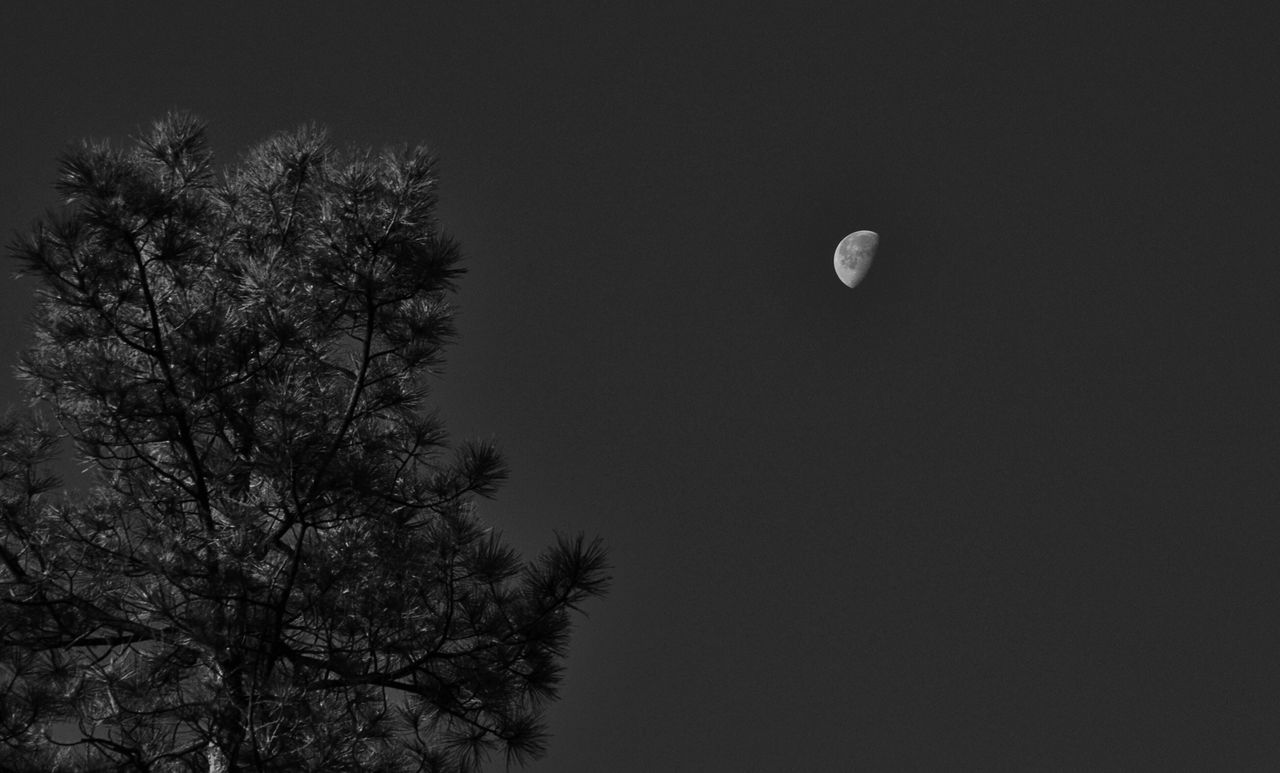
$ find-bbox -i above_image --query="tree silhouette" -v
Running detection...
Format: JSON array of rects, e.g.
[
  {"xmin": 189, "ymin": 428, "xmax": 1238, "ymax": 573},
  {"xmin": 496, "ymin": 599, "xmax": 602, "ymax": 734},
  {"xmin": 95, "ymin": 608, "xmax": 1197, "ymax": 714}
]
[{"xmin": 0, "ymin": 114, "xmax": 608, "ymax": 772}]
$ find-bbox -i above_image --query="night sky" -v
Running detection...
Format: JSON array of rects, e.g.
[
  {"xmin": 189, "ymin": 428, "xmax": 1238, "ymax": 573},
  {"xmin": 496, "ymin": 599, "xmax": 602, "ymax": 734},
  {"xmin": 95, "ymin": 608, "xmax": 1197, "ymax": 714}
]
[{"xmin": 4, "ymin": 3, "xmax": 1280, "ymax": 769}]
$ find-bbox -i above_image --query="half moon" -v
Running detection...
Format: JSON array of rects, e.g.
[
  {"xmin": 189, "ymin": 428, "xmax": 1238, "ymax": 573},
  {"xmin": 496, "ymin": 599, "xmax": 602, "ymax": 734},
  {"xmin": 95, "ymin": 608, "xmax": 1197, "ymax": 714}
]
[{"xmin": 834, "ymin": 230, "xmax": 878, "ymax": 288}]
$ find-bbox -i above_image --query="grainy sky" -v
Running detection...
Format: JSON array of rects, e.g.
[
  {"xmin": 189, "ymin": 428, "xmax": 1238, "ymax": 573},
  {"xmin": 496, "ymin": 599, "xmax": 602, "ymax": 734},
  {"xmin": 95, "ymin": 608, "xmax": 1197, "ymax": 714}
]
[{"xmin": 3, "ymin": 3, "xmax": 1279, "ymax": 769}]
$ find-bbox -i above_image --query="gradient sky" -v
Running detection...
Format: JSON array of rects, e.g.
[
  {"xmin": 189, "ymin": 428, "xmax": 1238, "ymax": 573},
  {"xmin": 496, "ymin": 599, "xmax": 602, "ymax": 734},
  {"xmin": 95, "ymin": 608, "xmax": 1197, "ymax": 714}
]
[{"xmin": 3, "ymin": 3, "xmax": 1279, "ymax": 770}]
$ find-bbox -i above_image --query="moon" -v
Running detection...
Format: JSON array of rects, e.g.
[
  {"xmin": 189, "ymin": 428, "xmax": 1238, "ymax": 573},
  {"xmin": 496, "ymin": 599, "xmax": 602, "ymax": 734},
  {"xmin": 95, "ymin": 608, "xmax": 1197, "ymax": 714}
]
[{"xmin": 834, "ymin": 230, "xmax": 878, "ymax": 288}]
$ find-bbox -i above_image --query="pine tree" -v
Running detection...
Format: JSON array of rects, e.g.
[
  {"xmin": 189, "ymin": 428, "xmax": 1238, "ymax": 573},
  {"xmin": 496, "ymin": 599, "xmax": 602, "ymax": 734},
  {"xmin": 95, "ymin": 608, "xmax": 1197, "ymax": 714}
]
[{"xmin": 0, "ymin": 114, "xmax": 608, "ymax": 772}]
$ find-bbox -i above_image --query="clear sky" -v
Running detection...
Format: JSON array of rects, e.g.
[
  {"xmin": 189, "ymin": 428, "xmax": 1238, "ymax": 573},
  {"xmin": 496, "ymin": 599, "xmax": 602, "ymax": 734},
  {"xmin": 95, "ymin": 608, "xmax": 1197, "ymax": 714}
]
[{"xmin": 3, "ymin": 3, "xmax": 1279, "ymax": 769}]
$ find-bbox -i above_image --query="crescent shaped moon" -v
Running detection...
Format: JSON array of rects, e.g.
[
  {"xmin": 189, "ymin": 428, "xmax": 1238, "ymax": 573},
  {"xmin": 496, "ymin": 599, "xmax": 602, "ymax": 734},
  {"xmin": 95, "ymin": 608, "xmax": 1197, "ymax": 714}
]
[{"xmin": 834, "ymin": 230, "xmax": 879, "ymax": 288}]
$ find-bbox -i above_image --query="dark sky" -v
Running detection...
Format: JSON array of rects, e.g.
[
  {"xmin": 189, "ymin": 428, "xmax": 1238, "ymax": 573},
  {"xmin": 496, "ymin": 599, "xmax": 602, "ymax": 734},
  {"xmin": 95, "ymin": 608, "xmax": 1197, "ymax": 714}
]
[{"xmin": 4, "ymin": 3, "xmax": 1280, "ymax": 769}]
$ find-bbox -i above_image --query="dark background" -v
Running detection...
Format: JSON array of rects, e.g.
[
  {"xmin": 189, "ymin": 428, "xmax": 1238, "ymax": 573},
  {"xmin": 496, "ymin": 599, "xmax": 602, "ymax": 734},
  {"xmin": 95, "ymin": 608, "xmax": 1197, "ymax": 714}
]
[{"xmin": 3, "ymin": 3, "xmax": 1279, "ymax": 769}]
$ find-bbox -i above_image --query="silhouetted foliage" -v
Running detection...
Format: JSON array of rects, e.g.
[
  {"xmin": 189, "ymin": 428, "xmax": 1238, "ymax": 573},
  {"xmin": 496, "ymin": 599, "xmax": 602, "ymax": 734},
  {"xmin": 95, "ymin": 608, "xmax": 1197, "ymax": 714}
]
[{"xmin": 0, "ymin": 114, "xmax": 608, "ymax": 772}]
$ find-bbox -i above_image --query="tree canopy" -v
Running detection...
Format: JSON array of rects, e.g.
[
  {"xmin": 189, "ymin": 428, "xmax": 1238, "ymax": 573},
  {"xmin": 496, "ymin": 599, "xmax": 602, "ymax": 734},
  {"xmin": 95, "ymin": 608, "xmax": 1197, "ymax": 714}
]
[{"xmin": 0, "ymin": 114, "xmax": 608, "ymax": 772}]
